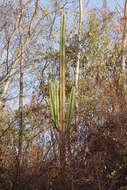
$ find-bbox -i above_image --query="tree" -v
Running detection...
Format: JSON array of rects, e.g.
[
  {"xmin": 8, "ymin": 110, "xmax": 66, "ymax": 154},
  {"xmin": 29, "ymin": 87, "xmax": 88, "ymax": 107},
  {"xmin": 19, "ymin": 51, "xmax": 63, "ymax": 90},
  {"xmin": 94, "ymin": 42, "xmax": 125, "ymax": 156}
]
[{"xmin": 121, "ymin": 0, "xmax": 127, "ymax": 72}]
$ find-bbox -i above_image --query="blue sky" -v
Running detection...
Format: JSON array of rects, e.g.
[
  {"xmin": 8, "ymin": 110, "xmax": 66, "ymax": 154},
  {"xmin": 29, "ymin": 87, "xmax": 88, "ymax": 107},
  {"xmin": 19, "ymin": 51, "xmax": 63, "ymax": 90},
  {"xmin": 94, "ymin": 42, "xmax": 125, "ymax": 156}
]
[
  {"xmin": 0, "ymin": 0, "xmax": 124, "ymax": 14},
  {"xmin": 37, "ymin": 0, "xmax": 124, "ymax": 11},
  {"xmin": 87, "ymin": 0, "xmax": 124, "ymax": 13}
]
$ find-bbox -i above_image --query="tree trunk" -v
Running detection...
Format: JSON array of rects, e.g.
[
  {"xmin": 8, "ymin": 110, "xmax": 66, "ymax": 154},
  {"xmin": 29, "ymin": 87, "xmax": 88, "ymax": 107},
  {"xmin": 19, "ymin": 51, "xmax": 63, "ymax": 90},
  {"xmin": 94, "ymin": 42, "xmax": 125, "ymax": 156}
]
[
  {"xmin": 121, "ymin": 0, "xmax": 127, "ymax": 72},
  {"xmin": 74, "ymin": 0, "xmax": 83, "ymax": 158},
  {"xmin": 75, "ymin": 0, "xmax": 83, "ymax": 128},
  {"xmin": 17, "ymin": 0, "xmax": 24, "ymax": 184}
]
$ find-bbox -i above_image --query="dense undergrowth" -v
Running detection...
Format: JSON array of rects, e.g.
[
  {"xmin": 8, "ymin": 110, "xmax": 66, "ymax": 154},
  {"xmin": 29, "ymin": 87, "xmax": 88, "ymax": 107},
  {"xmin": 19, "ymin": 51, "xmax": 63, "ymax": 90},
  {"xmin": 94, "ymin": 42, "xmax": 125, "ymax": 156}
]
[{"xmin": 0, "ymin": 85, "xmax": 127, "ymax": 190}]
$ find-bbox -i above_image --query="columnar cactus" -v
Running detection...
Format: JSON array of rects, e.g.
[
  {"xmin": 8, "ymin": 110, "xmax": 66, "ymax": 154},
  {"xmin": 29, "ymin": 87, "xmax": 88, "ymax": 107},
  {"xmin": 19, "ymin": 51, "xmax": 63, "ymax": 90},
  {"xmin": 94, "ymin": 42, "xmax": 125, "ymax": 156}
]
[
  {"xmin": 60, "ymin": 12, "xmax": 66, "ymax": 132},
  {"xmin": 49, "ymin": 12, "xmax": 75, "ymax": 132},
  {"xmin": 49, "ymin": 80, "xmax": 59, "ymax": 128},
  {"xmin": 66, "ymin": 86, "xmax": 75, "ymax": 131}
]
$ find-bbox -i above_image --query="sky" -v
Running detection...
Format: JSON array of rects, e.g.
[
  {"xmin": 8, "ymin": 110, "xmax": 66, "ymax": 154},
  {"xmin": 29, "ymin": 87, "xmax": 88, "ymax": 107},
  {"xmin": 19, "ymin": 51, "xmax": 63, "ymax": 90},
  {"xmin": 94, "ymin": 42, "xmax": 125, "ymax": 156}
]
[{"xmin": 87, "ymin": 0, "xmax": 124, "ymax": 14}]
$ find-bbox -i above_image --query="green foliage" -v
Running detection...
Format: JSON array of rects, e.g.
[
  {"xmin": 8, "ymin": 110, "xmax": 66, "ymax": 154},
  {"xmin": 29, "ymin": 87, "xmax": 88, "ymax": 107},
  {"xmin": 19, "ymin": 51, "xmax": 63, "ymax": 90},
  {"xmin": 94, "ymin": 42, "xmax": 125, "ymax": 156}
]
[{"xmin": 107, "ymin": 170, "xmax": 117, "ymax": 179}]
